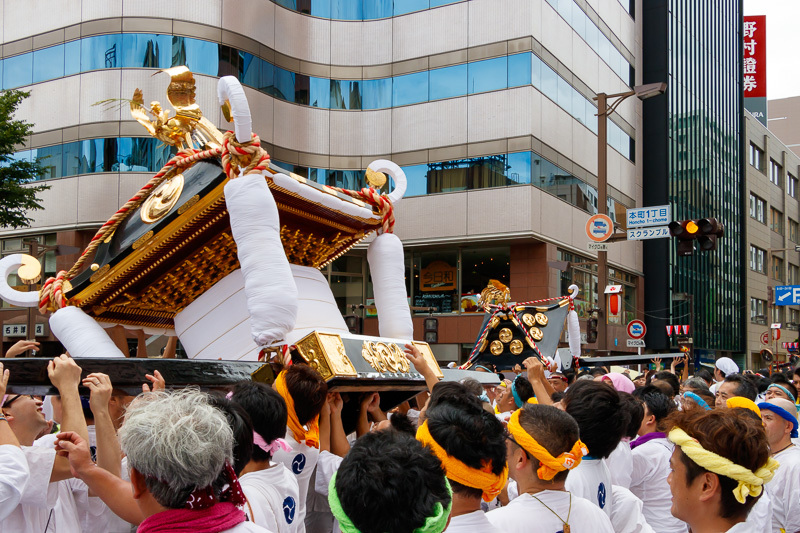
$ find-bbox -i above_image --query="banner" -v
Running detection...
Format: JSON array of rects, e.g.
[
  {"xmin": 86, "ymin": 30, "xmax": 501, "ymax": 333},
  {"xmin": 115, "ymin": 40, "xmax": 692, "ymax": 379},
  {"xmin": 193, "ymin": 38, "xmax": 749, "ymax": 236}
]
[{"xmin": 744, "ymin": 16, "xmax": 767, "ymax": 125}]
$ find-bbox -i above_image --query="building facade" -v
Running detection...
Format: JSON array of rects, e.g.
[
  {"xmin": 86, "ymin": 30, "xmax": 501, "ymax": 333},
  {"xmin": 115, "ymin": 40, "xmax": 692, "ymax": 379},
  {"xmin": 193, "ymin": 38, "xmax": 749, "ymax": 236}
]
[
  {"xmin": 765, "ymin": 96, "xmax": 800, "ymax": 158},
  {"xmin": 0, "ymin": 0, "xmax": 643, "ymax": 362},
  {"xmin": 745, "ymin": 110, "xmax": 800, "ymax": 369},
  {"xmin": 642, "ymin": 0, "xmax": 744, "ymax": 365}
]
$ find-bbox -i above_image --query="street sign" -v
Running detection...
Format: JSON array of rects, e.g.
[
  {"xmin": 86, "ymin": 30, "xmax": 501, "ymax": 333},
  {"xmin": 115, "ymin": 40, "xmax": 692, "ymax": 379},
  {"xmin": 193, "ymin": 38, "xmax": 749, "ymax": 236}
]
[
  {"xmin": 761, "ymin": 331, "xmax": 770, "ymax": 345},
  {"xmin": 773, "ymin": 329, "xmax": 781, "ymax": 341},
  {"xmin": 626, "ymin": 205, "xmax": 671, "ymax": 228},
  {"xmin": 2, "ymin": 324, "xmax": 46, "ymax": 337},
  {"xmin": 586, "ymin": 214, "xmax": 614, "ymax": 242},
  {"xmin": 627, "ymin": 320, "xmax": 646, "ymax": 339},
  {"xmin": 775, "ymin": 285, "xmax": 800, "ymax": 306},
  {"xmin": 588, "ymin": 242, "xmax": 609, "ymax": 251},
  {"xmin": 626, "ymin": 226, "xmax": 670, "ymax": 241},
  {"xmin": 771, "ymin": 323, "xmax": 782, "ymax": 329},
  {"xmin": 627, "ymin": 339, "xmax": 645, "ymax": 347}
]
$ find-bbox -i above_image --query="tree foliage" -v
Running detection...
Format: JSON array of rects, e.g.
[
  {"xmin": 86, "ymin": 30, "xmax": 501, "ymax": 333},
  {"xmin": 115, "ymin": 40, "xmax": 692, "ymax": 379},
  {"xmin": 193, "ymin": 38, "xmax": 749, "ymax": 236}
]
[{"xmin": 0, "ymin": 90, "xmax": 49, "ymax": 228}]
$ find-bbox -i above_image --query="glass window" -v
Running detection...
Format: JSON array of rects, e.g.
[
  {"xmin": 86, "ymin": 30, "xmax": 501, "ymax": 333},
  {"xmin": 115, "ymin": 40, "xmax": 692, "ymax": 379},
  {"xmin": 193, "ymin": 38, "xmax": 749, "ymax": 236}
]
[
  {"xmin": 460, "ymin": 247, "xmax": 510, "ymax": 313},
  {"xmin": 413, "ymin": 250, "xmax": 458, "ymax": 314},
  {"xmin": 572, "ymin": 87, "xmax": 586, "ymax": 125},
  {"xmin": 393, "ymin": 71, "xmax": 428, "ymax": 107},
  {"xmin": 750, "ymin": 298, "xmax": 766, "ymax": 323},
  {"xmin": 401, "ymin": 164, "xmax": 429, "ymax": 197},
  {"xmin": 770, "ymin": 159, "xmax": 782, "ymax": 186},
  {"xmin": 81, "ymin": 34, "xmax": 123, "ymax": 71},
  {"xmin": 789, "ymin": 173, "xmax": 798, "ymax": 198},
  {"xmin": 773, "ymin": 256, "xmax": 785, "ymax": 282},
  {"xmin": 62, "ymin": 141, "xmax": 81, "ymax": 177},
  {"xmin": 3, "ymin": 52, "xmax": 32, "ymax": 89},
  {"xmin": 330, "ymin": 80, "xmax": 362, "ymax": 110},
  {"xmin": 750, "ymin": 245, "xmax": 766, "ymax": 273},
  {"xmin": 531, "ymin": 54, "xmax": 542, "ymax": 90},
  {"xmin": 178, "ymin": 37, "xmax": 219, "ymax": 76},
  {"xmin": 395, "ymin": 0, "xmax": 429, "ymax": 16},
  {"xmin": 790, "ymin": 219, "xmax": 799, "ymax": 243},
  {"xmin": 467, "ymin": 56, "xmax": 507, "ymax": 95},
  {"xmin": 429, "ymin": 63, "xmax": 466, "ymax": 101},
  {"xmin": 749, "ymin": 143, "xmax": 764, "ymax": 171},
  {"xmin": 120, "ymin": 34, "xmax": 171, "ymax": 69},
  {"xmin": 540, "ymin": 62, "xmax": 558, "ymax": 101},
  {"xmin": 358, "ymin": 78, "xmax": 390, "ymax": 109},
  {"xmin": 362, "ymin": 0, "xmax": 392, "ymax": 18},
  {"xmin": 272, "ymin": 68, "xmax": 297, "ymax": 103},
  {"xmin": 330, "ymin": 0, "xmax": 363, "ymax": 19},
  {"xmin": 506, "ymin": 151, "xmax": 531, "ymax": 185},
  {"xmin": 33, "ymin": 45, "xmax": 64, "ymax": 84},
  {"xmin": 556, "ymin": 77, "xmax": 573, "ymax": 115},
  {"xmin": 790, "ymin": 263, "xmax": 800, "ymax": 285},
  {"xmin": 771, "ymin": 207, "xmax": 784, "ymax": 235},
  {"xmin": 32, "ymin": 144, "xmax": 63, "ymax": 180},
  {"xmin": 507, "ymin": 53, "xmax": 531, "ymax": 88},
  {"xmin": 64, "ymin": 40, "xmax": 81, "ymax": 76},
  {"xmin": 240, "ymin": 53, "xmax": 261, "ymax": 88},
  {"xmin": 585, "ymin": 100, "xmax": 598, "ymax": 132},
  {"xmin": 749, "ymin": 194, "xmax": 766, "ymax": 223}
]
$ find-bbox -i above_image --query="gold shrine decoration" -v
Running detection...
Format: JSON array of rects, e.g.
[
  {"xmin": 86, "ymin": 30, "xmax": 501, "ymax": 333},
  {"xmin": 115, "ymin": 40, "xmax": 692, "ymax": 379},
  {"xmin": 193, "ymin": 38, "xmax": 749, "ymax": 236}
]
[
  {"xmin": 294, "ymin": 331, "xmax": 358, "ymax": 381},
  {"xmin": 141, "ymin": 174, "xmax": 185, "ymax": 224},
  {"xmin": 362, "ymin": 341, "xmax": 411, "ymax": 373}
]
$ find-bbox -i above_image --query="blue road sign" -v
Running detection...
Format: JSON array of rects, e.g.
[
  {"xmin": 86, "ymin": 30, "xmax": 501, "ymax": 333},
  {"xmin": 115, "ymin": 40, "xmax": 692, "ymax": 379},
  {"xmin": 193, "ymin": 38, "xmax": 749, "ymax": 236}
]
[
  {"xmin": 626, "ymin": 205, "xmax": 671, "ymax": 228},
  {"xmin": 775, "ymin": 285, "xmax": 800, "ymax": 306}
]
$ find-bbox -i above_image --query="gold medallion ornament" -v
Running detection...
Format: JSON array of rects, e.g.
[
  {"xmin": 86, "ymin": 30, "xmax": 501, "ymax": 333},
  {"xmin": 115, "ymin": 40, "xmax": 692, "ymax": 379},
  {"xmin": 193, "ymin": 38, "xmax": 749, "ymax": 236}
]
[
  {"xmin": 498, "ymin": 328, "xmax": 513, "ymax": 343},
  {"xmin": 479, "ymin": 338, "xmax": 488, "ymax": 352},
  {"xmin": 141, "ymin": 174, "xmax": 185, "ymax": 224},
  {"xmin": 509, "ymin": 339, "xmax": 524, "ymax": 355},
  {"xmin": 490, "ymin": 340, "xmax": 504, "ymax": 356},
  {"xmin": 522, "ymin": 313, "xmax": 535, "ymax": 327},
  {"xmin": 530, "ymin": 327, "xmax": 544, "ymax": 341},
  {"xmin": 534, "ymin": 313, "xmax": 548, "ymax": 326}
]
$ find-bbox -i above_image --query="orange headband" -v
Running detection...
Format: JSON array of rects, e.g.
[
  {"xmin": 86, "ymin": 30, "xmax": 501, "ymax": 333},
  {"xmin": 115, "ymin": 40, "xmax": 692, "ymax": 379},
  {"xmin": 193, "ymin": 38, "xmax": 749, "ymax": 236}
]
[
  {"xmin": 416, "ymin": 420, "xmax": 508, "ymax": 502},
  {"xmin": 507, "ymin": 409, "xmax": 587, "ymax": 481},
  {"xmin": 274, "ymin": 370, "xmax": 320, "ymax": 449}
]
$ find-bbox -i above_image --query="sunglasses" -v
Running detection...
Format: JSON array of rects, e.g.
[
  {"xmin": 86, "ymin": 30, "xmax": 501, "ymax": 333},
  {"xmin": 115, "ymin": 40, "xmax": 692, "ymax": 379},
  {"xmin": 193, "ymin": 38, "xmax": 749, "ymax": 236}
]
[{"xmin": 2, "ymin": 394, "xmax": 35, "ymax": 408}]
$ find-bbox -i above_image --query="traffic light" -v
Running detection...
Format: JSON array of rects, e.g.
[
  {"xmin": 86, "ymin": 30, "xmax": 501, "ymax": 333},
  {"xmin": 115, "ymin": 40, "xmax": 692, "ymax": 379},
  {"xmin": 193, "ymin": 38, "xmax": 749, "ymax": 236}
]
[
  {"xmin": 344, "ymin": 315, "xmax": 362, "ymax": 335},
  {"xmin": 668, "ymin": 220, "xmax": 700, "ymax": 256},
  {"xmin": 668, "ymin": 218, "xmax": 724, "ymax": 256},
  {"xmin": 424, "ymin": 317, "xmax": 439, "ymax": 344},
  {"xmin": 696, "ymin": 218, "xmax": 724, "ymax": 251},
  {"xmin": 586, "ymin": 317, "xmax": 598, "ymax": 344}
]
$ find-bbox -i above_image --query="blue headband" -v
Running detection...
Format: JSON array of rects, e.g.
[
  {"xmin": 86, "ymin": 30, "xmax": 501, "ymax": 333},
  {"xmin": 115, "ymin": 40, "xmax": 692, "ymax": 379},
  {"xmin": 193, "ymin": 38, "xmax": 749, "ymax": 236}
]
[
  {"xmin": 511, "ymin": 379, "xmax": 523, "ymax": 409},
  {"xmin": 683, "ymin": 391, "xmax": 711, "ymax": 411},
  {"xmin": 768, "ymin": 384, "xmax": 797, "ymax": 403},
  {"xmin": 758, "ymin": 402, "xmax": 799, "ymax": 438},
  {"xmin": 477, "ymin": 393, "xmax": 490, "ymax": 404}
]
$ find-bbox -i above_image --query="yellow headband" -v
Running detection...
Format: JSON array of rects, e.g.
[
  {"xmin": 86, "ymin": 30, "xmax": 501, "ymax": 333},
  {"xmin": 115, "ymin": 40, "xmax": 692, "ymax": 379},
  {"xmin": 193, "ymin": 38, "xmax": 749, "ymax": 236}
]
[
  {"xmin": 725, "ymin": 397, "xmax": 761, "ymax": 418},
  {"xmin": 507, "ymin": 409, "xmax": 587, "ymax": 481},
  {"xmin": 275, "ymin": 370, "xmax": 320, "ymax": 449},
  {"xmin": 416, "ymin": 420, "xmax": 508, "ymax": 502},
  {"xmin": 668, "ymin": 427, "xmax": 779, "ymax": 504}
]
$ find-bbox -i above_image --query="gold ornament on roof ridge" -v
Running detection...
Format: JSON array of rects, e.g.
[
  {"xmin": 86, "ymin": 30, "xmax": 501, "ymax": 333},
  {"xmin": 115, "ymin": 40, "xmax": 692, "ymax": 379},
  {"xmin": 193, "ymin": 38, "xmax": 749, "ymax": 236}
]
[
  {"xmin": 130, "ymin": 66, "xmax": 223, "ymax": 150},
  {"xmin": 479, "ymin": 279, "xmax": 510, "ymax": 309}
]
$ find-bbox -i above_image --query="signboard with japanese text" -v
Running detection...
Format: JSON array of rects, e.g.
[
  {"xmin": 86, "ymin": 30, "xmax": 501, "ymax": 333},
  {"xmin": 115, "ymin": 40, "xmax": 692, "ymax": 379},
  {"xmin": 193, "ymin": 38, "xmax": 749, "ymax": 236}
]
[
  {"xmin": 2, "ymin": 324, "xmax": 46, "ymax": 338},
  {"xmin": 775, "ymin": 285, "xmax": 800, "ymax": 306},
  {"xmin": 626, "ymin": 205, "xmax": 671, "ymax": 228},
  {"xmin": 419, "ymin": 260, "xmax": 456, "ymax": 292},
  {"xmin": 744, "ymin": 16, "xmax": 767, "ymax": 125},
  {"xmin": 627, "ymin": 227, "xmax": 670, "ymax": 241}
]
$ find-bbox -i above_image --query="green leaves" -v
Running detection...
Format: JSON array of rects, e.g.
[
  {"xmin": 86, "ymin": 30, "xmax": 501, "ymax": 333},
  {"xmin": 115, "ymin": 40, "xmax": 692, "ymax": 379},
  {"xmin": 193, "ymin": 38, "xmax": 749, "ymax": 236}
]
[{"xmin": 0, "ymin": 90, "xmax": 50, "ymax": 228}]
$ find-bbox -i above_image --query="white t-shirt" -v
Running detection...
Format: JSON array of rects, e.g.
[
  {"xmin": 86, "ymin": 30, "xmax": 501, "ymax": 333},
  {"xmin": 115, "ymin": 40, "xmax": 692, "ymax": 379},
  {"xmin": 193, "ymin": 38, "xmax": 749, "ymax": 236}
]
[
  {"xmin": 766, "ymin": 444, "xmax": 800, "ymax": 533},
  {"xmin": 241, "ymin": 463, "xmax": 301, "ymax": 533},
  {"xmin": 273, "ymin": 430, "xmax": 320, "ymax": 532},
  {"xmin": 725, "ymin": 522, "xmax": 762, "ymax": 533},
  {"xmin": 486, "ymin": 490, "xmax": 614, "ymax": 533},
  {"xmin": 48, "ymin": 477, "xmax": 107, "ymax": 532},
  {"xmin": 0, "ymin": 446, "xmax": 59, "ymax": 533},
  {"xmin": 630, "ymin": 437, "xmax": 688, "ymax": 533},
  {"xmin": 565, "ymin": 458, "xmax": 613, "ymax": 518},
  {"xmin": 223, "ymin": 522, "xmax": 273, "ymax": 532},
  {"xmin": 445, "ymin": 509, "xmax": 501, "ymax": 533},
  {"xmin": 745, "ymin": 490, "xmax": 772, "ymax": 533},
  {"xmin": 611, "ymin": 485, "xmax": 655, "ymax": 533},
  {"xmin": 0, "ymin": 445, "xmax": 29, "ymax": 521},
  {"xmin": 607, "ymin": 440, "xmax": 633, "ymax": 489}
]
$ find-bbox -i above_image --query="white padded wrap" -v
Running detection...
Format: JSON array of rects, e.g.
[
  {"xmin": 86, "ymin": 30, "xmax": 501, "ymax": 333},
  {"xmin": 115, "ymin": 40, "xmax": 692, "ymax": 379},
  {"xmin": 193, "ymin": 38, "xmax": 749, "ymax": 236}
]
[
  {"xmin": 367, "ymin": 233, "xmax": 413, "ymax": 341},
  {"xmin": 367, "ymin": 159, "xmax": 407, "ymax": 204},
  {"xmin": 568, "ymin": 284, "xmax": 581, "ymax": 359},
  {"xmin": 285, "ymin": 264, "xmax": 349, "ymax": 345},
  {"xmin": 50, "ymin": 306, "xmax": 125, "ymax": 358},
  {"xmin": 0, "ymin": 254, "xmax": 39, "ymax": 307},
  {"xmin": 225, "ymin": 173, "xmax": 298, "ymax": 348},
  {"xmin": 217, "ymin": 76, "xmax": 252, "ymax": 143}
]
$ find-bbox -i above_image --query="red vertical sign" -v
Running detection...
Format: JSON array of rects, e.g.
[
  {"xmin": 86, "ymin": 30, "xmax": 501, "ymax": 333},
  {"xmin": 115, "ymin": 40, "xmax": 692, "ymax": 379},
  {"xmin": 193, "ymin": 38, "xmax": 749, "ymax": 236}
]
[{"xmin": 743, "ymin": 16, "xmax": 766, "ymax": 98}]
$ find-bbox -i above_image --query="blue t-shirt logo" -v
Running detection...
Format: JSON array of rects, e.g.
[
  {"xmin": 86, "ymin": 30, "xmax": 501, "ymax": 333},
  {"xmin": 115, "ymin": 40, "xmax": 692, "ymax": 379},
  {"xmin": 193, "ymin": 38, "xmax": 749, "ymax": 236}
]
[
  {"xmin": 291, "ymin": 453, "xmax": 306, "ymax": 474},
  {"xmin": 597, "ymin": 482, "xmax": 607, "ymax": 508},
  {"xmin": 283, "ymin": 496, "xmax": 296, "ymax": 523}
]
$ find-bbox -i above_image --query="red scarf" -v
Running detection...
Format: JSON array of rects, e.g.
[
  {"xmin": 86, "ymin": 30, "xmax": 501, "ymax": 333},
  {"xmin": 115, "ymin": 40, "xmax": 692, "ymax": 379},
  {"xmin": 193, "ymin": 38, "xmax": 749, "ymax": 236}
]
[{"xmin": 137, "ymin": 502, "xmax": 246, "ymax": 533}]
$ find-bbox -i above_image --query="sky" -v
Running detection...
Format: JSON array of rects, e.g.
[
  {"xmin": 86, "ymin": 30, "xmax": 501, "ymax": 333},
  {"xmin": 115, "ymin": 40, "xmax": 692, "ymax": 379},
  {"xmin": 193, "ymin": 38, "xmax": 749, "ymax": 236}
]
[{"xmin": 744, "ymin": 0, "xmax": 800, "ymax": 100}]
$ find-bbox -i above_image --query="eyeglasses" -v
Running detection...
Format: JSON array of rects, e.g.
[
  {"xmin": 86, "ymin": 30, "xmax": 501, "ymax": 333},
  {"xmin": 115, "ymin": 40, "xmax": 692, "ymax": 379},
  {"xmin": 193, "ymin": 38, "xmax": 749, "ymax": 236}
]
[{"xmin": 2, "ymin": 394, "xmax": 35, "ymax": 408}]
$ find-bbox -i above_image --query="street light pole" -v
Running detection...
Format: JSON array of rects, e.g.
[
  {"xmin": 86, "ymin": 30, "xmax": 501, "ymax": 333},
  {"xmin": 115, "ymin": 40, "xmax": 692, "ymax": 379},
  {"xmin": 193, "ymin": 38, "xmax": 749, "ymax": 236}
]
[{"xmin": 594, "ymin": 82, "xmax": 666, "ymax": 355}]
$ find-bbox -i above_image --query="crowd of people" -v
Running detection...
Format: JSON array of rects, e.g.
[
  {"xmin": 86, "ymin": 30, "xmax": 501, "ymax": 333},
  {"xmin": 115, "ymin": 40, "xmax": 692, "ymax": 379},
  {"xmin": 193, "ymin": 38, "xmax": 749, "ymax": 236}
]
[{"xmin": 0, "ymin": 348, "xmax": 797, "ymax": 533}]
